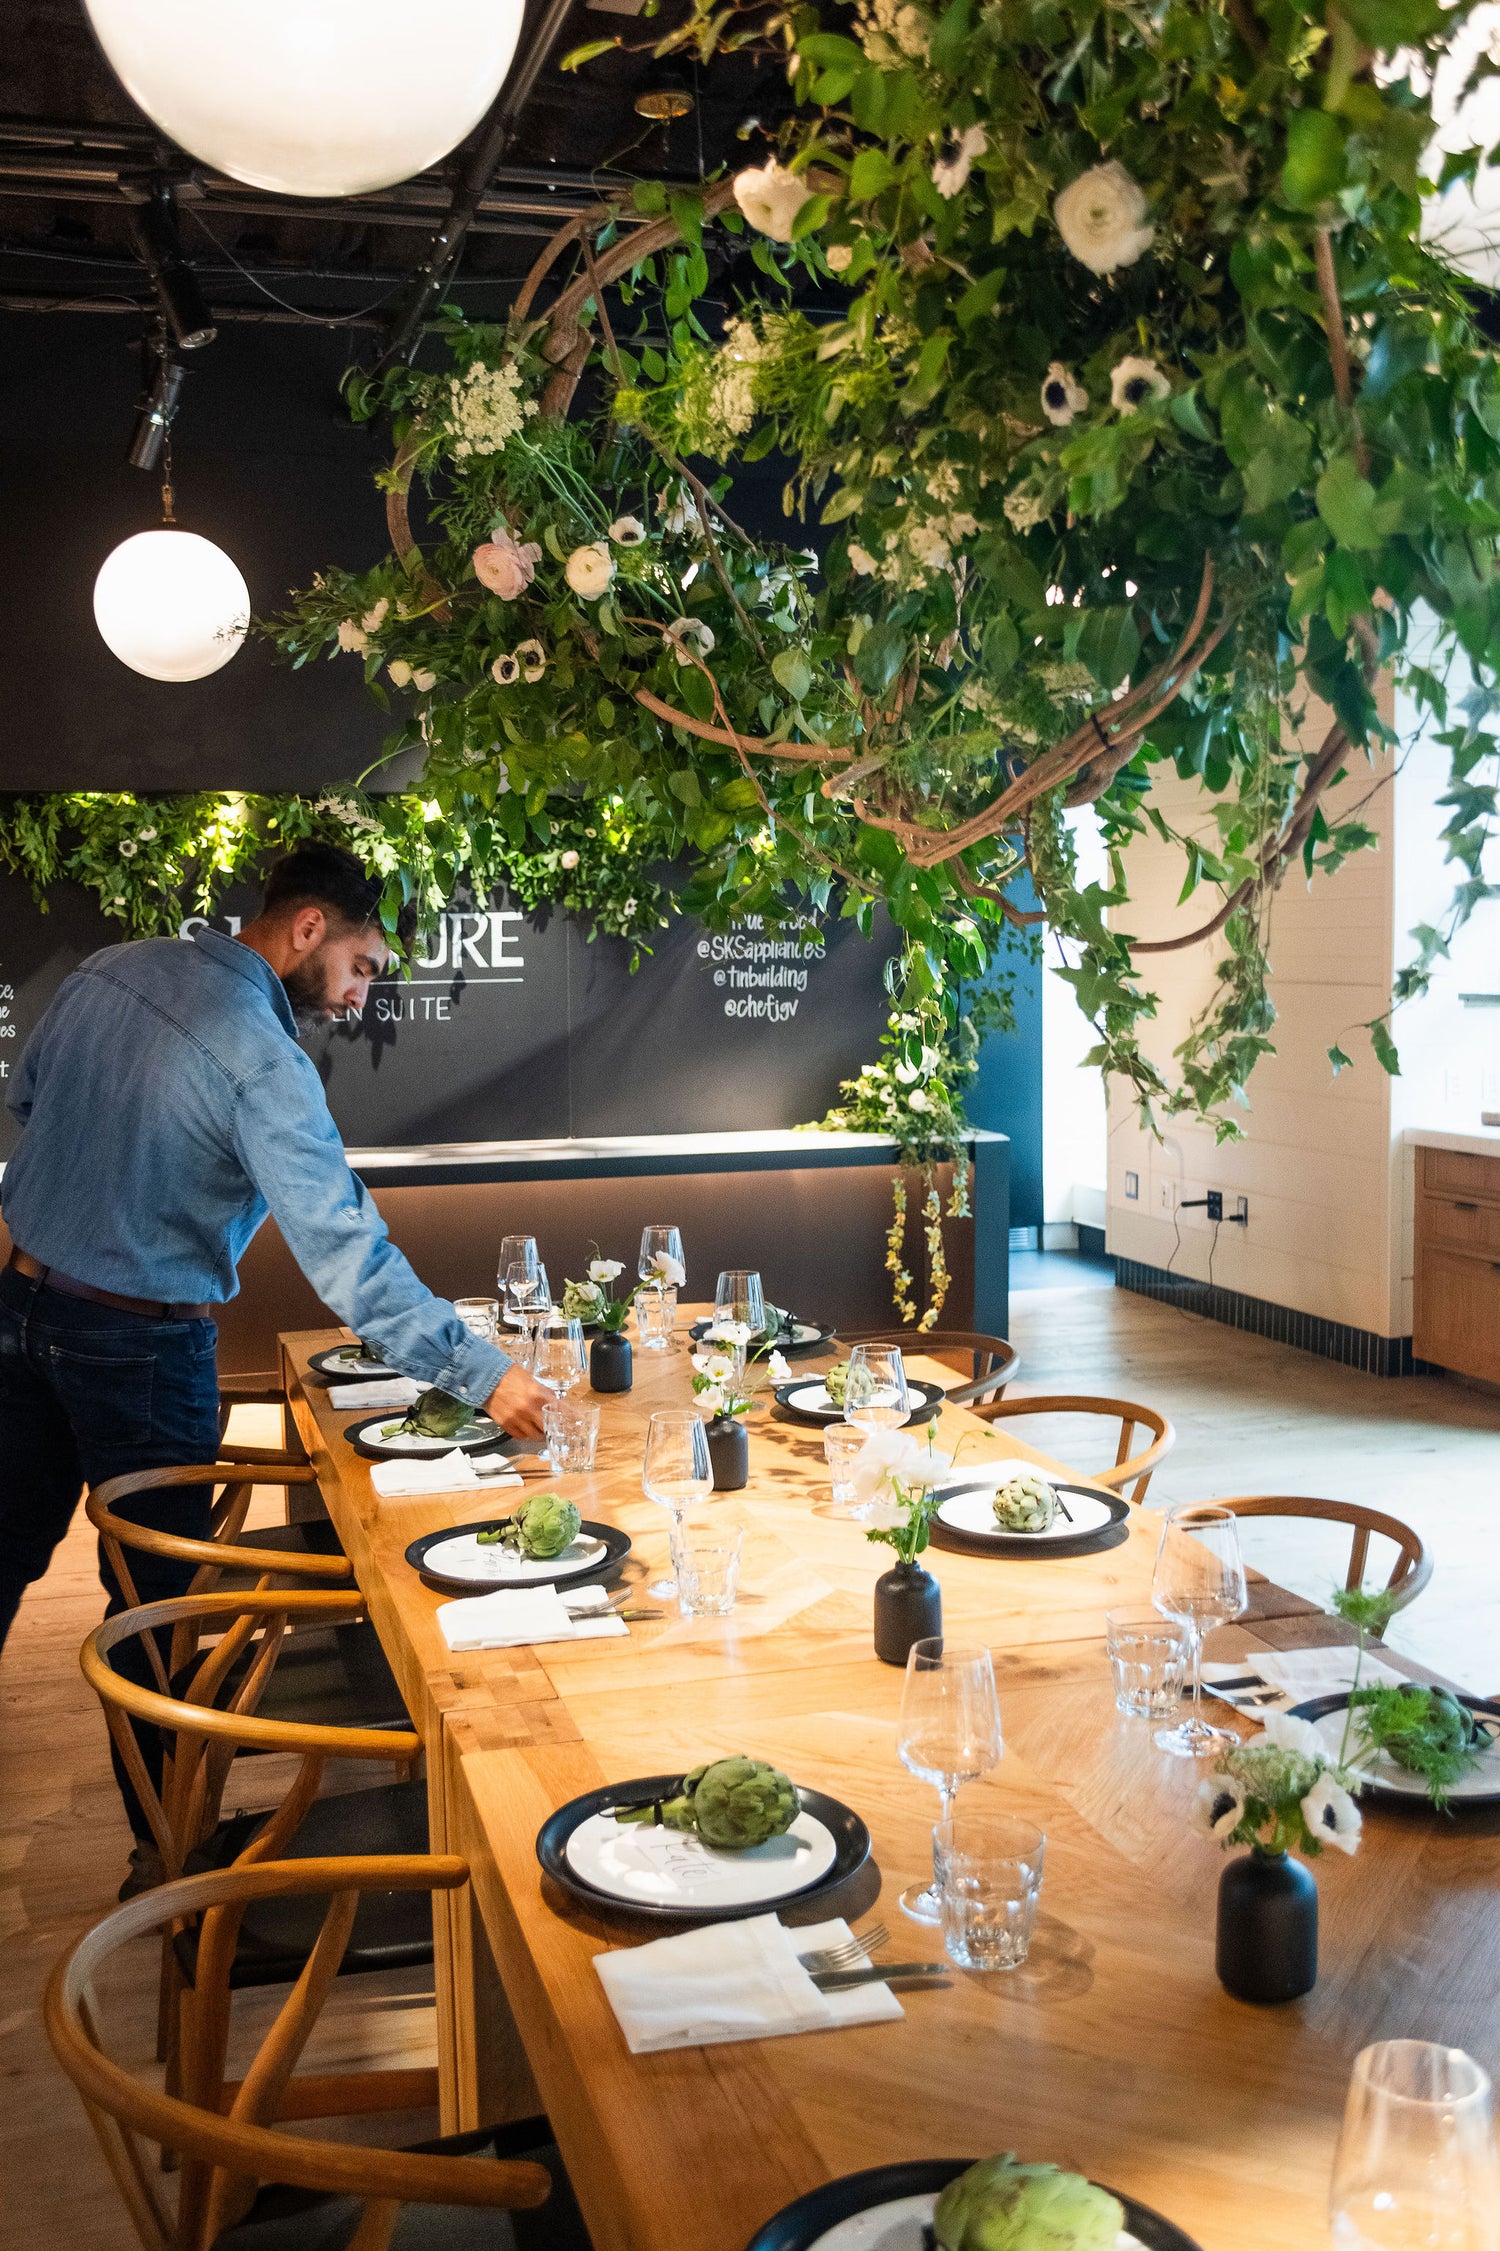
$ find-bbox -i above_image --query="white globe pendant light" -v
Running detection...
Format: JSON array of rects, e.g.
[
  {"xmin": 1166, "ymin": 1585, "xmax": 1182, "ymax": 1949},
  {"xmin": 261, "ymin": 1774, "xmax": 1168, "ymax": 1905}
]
[
  {"xmin": 93, "ymin": 529, "xmax": 250, "ymax": 683},
  {"xmin": 83, "ymin": 0, "xmax": 526, "ymax": 200}
]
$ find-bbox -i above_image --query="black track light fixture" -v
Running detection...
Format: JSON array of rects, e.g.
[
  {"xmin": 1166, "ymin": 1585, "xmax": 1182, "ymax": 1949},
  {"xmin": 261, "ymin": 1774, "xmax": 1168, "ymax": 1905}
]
[
  {"xmin": 124, "ymin": 180, "xmax": 217, "ymax": 351},
  {"xmin": 126, "ymin": 333, "xmax": 188, "ymax": 474}
]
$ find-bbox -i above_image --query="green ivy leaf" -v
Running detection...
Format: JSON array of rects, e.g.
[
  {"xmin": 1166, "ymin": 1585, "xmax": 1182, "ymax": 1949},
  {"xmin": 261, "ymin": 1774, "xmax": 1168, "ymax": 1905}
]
[
  {"xmin": 772, "ymin": 648, "xmax": 815, "ymax": 701},
  {"xmin": 1369, "ymin": 1018, "xmax": 1402, "ymax": 1075},
  {"xmin": 1282, "ymin": 110, "xmax": 1347, "ymax": 209},
  {"xmin": 1316, "ymin": 455, "xmax": 1392, "ymax": 551},
  {"xmin": 848, "ymin": 148, "xmax": 898, "ymax": 202}
]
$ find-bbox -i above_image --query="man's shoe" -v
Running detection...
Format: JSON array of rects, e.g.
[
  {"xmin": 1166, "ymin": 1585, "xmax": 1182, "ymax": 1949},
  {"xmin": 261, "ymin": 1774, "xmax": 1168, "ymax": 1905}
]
[{"xmin": 118, "ymin": 1841, "xmax": 167, "ymax": 1900}]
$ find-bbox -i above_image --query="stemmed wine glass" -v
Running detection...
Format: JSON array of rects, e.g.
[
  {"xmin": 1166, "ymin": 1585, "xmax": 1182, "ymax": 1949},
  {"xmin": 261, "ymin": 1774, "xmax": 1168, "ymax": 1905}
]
[
  {"xmin": 639, "ymin": 1225, "xmax": 685, "ymax": 1284},
  {"xmin": 497, "ymin": 1235, "xmax": 538, "ymax": 1313},
  {"xmin": 713, "ymin": 1269, "xmax": 765, "ymax": 1342},
  {"xmin": 1150, "ymin": 1503, "xmax": 1248, "ymax": 1757},
  {"xmin": 531, "ymin": 1321, "xmax": 587, "ymax": 1398},
  {"xmin": 1331, "ymin": 2041, "xmax": 1500, "ymax": 2251},
  {"xmin": 641, "ymin": 1409, "xmax": 713, "ymax": 1602},
  {"xmin": 897, "ymin": 1637, "xmax": 1004, "ymax": 1923},
  {"xmin": 843, "ymin": 1343, "xmax": 912, "ymax": 1433},
  {"xmin": 504, "ymin": 1260, "xmax": 552, "ymax": 1349}
]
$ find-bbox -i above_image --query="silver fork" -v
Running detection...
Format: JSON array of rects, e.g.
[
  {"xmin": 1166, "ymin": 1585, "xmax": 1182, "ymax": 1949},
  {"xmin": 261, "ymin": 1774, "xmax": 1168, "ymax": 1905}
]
[{"xmin": 797, "ymin": 1921, "xmax": 889, "ymax": 1974}]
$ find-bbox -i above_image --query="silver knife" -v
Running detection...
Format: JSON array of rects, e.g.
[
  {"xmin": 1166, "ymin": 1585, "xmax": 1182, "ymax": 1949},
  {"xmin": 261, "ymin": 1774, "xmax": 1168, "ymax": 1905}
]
[{"xmin": 811, "ymin": 1962, "xmax": 946, "ymax": 1990}]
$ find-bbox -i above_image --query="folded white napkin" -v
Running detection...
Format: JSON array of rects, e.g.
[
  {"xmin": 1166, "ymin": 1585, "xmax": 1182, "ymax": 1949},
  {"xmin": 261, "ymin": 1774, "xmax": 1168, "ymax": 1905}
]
[
  {"xmin": 329, "ymin": 1377, "xmax": 420, "ymax": 1409},
  {"xmin": 437, "ymin": 1583, "xmax": 629, "ymax": 1653},
  {"xmin": 594, "ymin": 1913, "xmax": 904, "ymax": 2056},
  {"xmin": 1204, "ymin": 1645, "xmax": 1409, "ymax": 1710},
  {"xmin": 369, "ymin": 1448, "xmax": 523, "ymax": 1499}
]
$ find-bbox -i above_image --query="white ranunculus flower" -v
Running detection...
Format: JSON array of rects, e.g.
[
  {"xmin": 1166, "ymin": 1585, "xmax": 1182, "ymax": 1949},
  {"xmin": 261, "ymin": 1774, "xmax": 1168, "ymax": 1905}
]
[
  {"xmin": 649, "ymin": 1251, "xmax": 687, "ymax": 1287},
  {"xmin": 1196, "ymin": 1776, "xmax": 1247, "ymax": 1842},
  {"xmin": 733, "ymin": 159, "xmax": 814, "ymax": 243},
  {"xmin": 1041, "ymin": 362, "xmax": 1089, "ymax": 427},
  {"xmin": 337, "ymin": 619, "xmax": 370, "ymax": 654},
  {"xmin": 1260, "ymin": 1711, "xmax": 1328, "ymax": 1760},
  {"xmin": 1110, "ymin": 356, "xmax": 1171, "ymax": 414},
  {"xmin": 1053, "ymin": 160, "xmax": 1154, "ymax": 275},
  {"xmin": 588, "ymin": 1257, "xmax": 625, "ymax": 1283},
  {"xmin": 412, "ymin": 667, "xmax": 437, "ymax": 692},
  {"xmin": 360, "ymin": 597, "xmax": 389, "ymax": 633},
  {"xmin": 693, "ymin": 1349, "xmax": 738, "ymax": 1383},
  {"xmin": 386, "ymin": 658, "xmax": 413, "ymax": 687},
  {"xmin": 559, "ymin": 849, "xmax": 580, "ymax": 869},
  {"xmin": 826, "ymin": 243, "xmax": 854, "ymax": 273},
  {"xmin": 932, "ymin": 124, "xmax": 987, "ymax": 200},
  {"xmin": 490, "ymin": 653, "xmax": 521, "ymax": 686},
  {"xmin": 1301, "ymin": 1772, "xmax": 1363, "ymax": 1855},
  {"xmin": 515, "ymin": 636, "xmax": 547, "ymax": 682},
  {"xmin": 609, "ymin": 515, "xmax": 646, "ymax": 546},
  {"xmin": 565, "ymin": 542, "xmax": 615, "ymax": 598}
]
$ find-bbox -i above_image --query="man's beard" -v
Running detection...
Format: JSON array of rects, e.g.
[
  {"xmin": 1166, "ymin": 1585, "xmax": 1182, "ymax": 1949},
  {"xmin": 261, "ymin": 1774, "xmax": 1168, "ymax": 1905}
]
[{"xmin": 281, "ymin": 953, "xmax": 339, "ymax": 1035}]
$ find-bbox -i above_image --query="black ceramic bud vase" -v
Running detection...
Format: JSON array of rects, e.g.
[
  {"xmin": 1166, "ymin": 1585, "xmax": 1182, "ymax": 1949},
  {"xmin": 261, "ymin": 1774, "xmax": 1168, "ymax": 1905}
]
[
  {"xmin": 873, "ymin": 1561, "xmax": 942, "ymax": 1666},
  {"xmin": 589, "ymin": 1329, "xmax": 632, "ymax": 1394},
  {"xmin": 1216, "ymin": 1847, "xmax": 1318, "ymax": 2004},
  {"xmin": 706, "ymin": 1413, "xmax": 749, "ymax": 1491}
]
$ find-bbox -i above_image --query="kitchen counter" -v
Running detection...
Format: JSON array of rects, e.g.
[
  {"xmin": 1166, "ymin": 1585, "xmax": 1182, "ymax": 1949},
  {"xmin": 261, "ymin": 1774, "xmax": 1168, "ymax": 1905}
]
[{"xmin": 1404, "ymin": 1125, "xmax": 1500, "ymax": 1161}]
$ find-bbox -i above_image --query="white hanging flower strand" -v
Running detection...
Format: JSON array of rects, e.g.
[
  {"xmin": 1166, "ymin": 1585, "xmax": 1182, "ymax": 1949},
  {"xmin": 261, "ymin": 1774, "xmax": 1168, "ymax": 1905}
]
[{"xmin": 1053, "ymin": 161, "xmax": 1155, "ymax": 276}]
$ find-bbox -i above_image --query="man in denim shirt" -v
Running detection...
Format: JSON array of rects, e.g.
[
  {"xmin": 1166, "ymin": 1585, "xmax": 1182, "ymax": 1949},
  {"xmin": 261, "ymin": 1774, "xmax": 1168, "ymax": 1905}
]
[{"xmin": 0, "ymin": 844, "xmax": 549, "ymax": 1868}]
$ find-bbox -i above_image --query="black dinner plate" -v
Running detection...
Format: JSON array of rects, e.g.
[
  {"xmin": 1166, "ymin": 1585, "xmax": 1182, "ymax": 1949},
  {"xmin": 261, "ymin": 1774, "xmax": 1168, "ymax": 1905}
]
[
  {"xmin": 404, "ymin": 1517, "xmax": 631, "ymax": 1594},
  {"xmin": 1289, "ymin": 1690, "xmax": 1500, "ymax": 1810},
  {"xmin": 742, "ymin": 2159, "xmax": 1202, "ymax": 2251},
  {"xmin": 536, "ymin": 1774, "xmax": 870, "ymax": 1925},
  {"xmin": 344, "ymin": 1411, "xmax": 510, "ymax": 1461},
  {"xmin": 773, "ymin": 1377, "xmax": 948, "ymax": 1428},
  {"xmin": 690, "ymin": 1317, "xmax": 836, "ymax": 1360},
  {"xmin": 308, "ymin": 1344, "xmax": 403, "ymax": 1382},
  {"xmin": 928, "ymin": 1481, "xmax": 1130, "ymax": 1560}
]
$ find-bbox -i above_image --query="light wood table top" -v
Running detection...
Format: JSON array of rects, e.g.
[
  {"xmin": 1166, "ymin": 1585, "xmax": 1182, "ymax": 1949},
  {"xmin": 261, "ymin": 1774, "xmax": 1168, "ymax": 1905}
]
[{"xmin": 280, "ymin": 1320, "xmax": 1500, "ymax": 2251}]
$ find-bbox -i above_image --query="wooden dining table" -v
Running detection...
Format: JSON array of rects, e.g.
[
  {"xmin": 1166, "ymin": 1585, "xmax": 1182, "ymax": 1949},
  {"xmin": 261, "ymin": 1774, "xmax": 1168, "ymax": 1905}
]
[{"xmin": 280, "ymin": 1316, "xmax": 1500, "ymax": 2251}]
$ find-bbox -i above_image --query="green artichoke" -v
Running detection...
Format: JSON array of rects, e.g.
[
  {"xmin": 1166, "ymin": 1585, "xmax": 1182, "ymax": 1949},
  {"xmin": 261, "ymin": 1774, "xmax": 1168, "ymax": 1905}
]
[
  {"xmin": 992, "ymin": 1472, "xmax": 1057, "ymax": 1534},
  {"xmin": 617, "ymin": 1754, "xmax": 801, "ymax": 1849},
  {"xmin": 824, "ymin": 1359, "xmax": 853, "ymax": 1408},
  {"xmin": 353, "ymin": 1338, "xmax": 385, "ymax": 1364},
  {"xmin": 383, "ymin": 1387, "xmax": 476, "ymax": 1442},
  {"xmin": 933, "ymin": 2158, "xmax": 1123, "ymax": 2251},
  {"xmin": 507, "ymin": 1492, "xmax": 583, "ymax": 1559}
]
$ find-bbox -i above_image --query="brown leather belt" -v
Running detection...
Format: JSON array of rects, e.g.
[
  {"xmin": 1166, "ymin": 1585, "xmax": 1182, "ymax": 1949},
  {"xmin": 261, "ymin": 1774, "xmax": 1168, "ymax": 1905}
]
[{"xmin": 7, "ymin": 1248, "xmax": 213, "ymax": 1323}]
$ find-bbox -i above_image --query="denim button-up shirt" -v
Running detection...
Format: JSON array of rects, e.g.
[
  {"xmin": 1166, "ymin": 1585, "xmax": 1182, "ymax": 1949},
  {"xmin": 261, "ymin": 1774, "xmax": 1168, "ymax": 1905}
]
[{"xmin": 2, "ymin": 928, "xmax": 511, "ymax": 1406}]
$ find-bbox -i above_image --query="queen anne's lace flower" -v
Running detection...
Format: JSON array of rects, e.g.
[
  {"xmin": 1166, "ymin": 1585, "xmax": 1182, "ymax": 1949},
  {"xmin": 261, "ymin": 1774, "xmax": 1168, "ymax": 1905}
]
[
  {"xmin": 1004, "ymin": 488, "xmax": 1051, "ymax": 533},
  {"xmin": 444, "ymin": 359, "xmax": 537, "ymax": 460},
  {"xmin": 1054, "ymin": 161, "xmax": 1155, "ymax": 275},
  {"xmin": 854, "ymin": 0, "xmax": 931, "ymax": 65}
]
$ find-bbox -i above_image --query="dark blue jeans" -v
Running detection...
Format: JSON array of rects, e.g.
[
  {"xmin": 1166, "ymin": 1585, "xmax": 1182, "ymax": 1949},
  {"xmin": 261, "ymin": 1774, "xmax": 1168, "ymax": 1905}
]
[{"xmin": 0, "ymin": 1262, "xmax": 222, "ymax": 1835}]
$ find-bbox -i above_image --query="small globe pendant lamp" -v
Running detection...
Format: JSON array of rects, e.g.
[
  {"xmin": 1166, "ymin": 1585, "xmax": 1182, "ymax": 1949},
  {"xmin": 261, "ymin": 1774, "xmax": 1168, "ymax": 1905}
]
[
  {"xmin": 93, "ymin": 465, "xmax": 249, "ymax": 684},
  {"xmin": 83, "ymin": 0, "xmax": 526, "ymax": 199}
]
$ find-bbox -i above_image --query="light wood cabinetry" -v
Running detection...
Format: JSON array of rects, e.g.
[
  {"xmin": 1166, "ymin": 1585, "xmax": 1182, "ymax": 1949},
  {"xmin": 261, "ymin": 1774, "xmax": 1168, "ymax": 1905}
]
[{"xmin": 1414, "ymin": 1146, "xmax": 1500, "ymax": 1383}]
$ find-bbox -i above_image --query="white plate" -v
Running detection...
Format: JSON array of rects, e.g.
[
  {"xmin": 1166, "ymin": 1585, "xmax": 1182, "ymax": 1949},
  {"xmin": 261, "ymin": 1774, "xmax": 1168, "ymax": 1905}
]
[
  {"xmin": 808, "ymin": 2198, "xmax": 1144, "ymax": 2251},
  {"xmin": 321, "ymin": 1347, "xmax": 401, "ymax": 1378},
  {"xmin": 417, "ymin": 1530, "xmax": 607, "ymax": 1585},
  {"xmin": 1303, "ymin": 1702, "xmax": 1500, "ymax": 1803},
  {"xmin": 360, "ymin": 1416, "xmax": 503, "ymax": 1456},
  {"xmin": 935, "ymin": 1462, "xmax": 1117, "ymax": 1544},
  {"xmin": 565, "ymin": 1807, "xmax": 837, "ymax": 1908},
  {"xmin": 780, "ymin": 1379, "xmax": 942, "ymax": 1422}
]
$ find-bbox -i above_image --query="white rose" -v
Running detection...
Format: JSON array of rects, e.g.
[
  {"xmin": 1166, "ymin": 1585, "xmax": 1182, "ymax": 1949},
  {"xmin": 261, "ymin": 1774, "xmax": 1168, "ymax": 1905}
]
[
  {"xmin": 609, "ymin": 515, "xmax": 646, "ymax": 546},
  {"xmin": 733, "ymin": 159, "xmax": 814, "ymax": 243},
  {"xmin": 932, "ymin": 125, "xmax": 987, "ymax": 200},
  {"xmin": 588, "ymin": 1257, "xmax": 625, "ymax": 1283},
  {"xmin": 412, "ymin": 668, "xmax": 437, "ymax": 692},
  {"xmin": 559, "ymin": 848, "xmax": 580, "ymax": 869},
  {"xmin": 491, "ymin": 653, "xmax": 520, "ymax": 686},
  {"xmin": 826, "ymin": 243, "xmax": 854, "ymax": 273},
  {"xmin": 360, "ymin": 597, "xmax": 389, "ymax": 633},
  {"xmin": 337, "ymin": 619, "xmax": 370, "ymax": 654},
  {"xmin": 1040, "ymin": 362, "xmax": 1089, "ymax": 427},
  {"xmin": 907, "ymin": 1088, "xmax": 931, "ymax": 1112},
  {"xmin": 386, "ymin": 659, "xmax": 413, "ymax": 687},
  {"xmin": 565, "ymin": 542, "xmax": 615, "ymax": 598},
  {"xmin": 1110, "ymin": 356, "xmax": 1171, "ymax": 414},
  {"xmin": 1053, "ymin": 161, "xmax": 1154, "ymax": 276}
]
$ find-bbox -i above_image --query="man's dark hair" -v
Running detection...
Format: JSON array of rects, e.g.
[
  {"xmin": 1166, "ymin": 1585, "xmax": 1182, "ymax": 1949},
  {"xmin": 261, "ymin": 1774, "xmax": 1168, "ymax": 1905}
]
[{"xmin": 261, "ymin": 844, "xmax": 385, "ymax": 933}]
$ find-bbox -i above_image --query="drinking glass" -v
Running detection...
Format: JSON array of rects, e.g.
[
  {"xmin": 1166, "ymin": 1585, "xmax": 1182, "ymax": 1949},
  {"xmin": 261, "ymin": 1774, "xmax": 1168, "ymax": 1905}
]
[
  {"xmin": 639, "ymin": 1224, "xmax": 685, "ymax": 1286},
  {"xmin": 531, "ymin": 1321, "xmax": 586, "ymax": 1397},
  {"xmin": 454, "ymin": 1296, "xmax": 499, "ymax": 1343},
  {"xmin": 635, "ymin": 1285, "xmax": 677, "ymax": 1351},
  {"xmin": 1150, "ymin": 1504, "xmax": 1247, "ymax": 1757},
  {"xmin": 674, "ymin": 1523, "xmax": 743, "ymax": 1619},
  {"xmin": 935, "ymin": 1808, "xmax": 1045, "ymax": 1971},
  {"xmin": 1331, "ymin": 2042, "xmax": 1500, "ymax": 2251},
  {"xmin": 896, "ymin": 1637, "xmax": 1003, "ymax": 1923},
  {"xmin": 543, "ymin": 1398, "xmax": 600, "ymax": 1474},
  {"xmin": 502, "ymin": 1256, "xmax": 546, "ymax": 1332},
  {"xmin": 1106, "ymin": 1607, "xmax": 1188, "ymax": 1720},
  {"xmin": 844, "ymin": 1344, "xmax": 911, "ymax": 1434},
  {"xmin": 641, "ymin": 1409, "xmax": 713, "ymax": 1601},
  {"xmin": 497, "ymin": 1235, "xmax": 538, "ymax": 1310},
  {"xmin": 713, "ymin": 1269, "xmax": 765, "ymax": 1342},
  {"xmin": 821, "ymin": 1423, "xmax": 866, "ymax": 1515}
]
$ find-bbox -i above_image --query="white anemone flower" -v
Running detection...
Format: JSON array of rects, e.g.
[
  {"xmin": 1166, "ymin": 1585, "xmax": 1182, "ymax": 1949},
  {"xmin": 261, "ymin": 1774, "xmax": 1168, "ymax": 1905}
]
[
  {"xmin": 732, "ymin": 159, "xmax": 814, "ymax": 243},
  {"xmin": 1260, "ymin": 1710, "xmax": 1329, "ymax": 1760},
  {"xmin": 609, "ymin": 515, "xmax": 647, "ymax": 546},
  {"xmin": 1110, "ymin": 356, "xmax": 1171, "ymax": 414},
  {"xmin": 1196, "ymin": 1776, "xmax": 1247, "ymax": 1842},
  {"xmin": 1041, "ymin": 362, "xmax": 1089, "ymax": 427},
  {"xmin": 664, "ymin": 616, "xmax": 716, "ymax": 663},
  {"xmin": 490, "ymin": 653, "xmax": 521, "ymax": 686},
  {"xmin": 932, "ymin": 124, "xmax": 987, "ymax": 199},
  {"xmin": 1053, "ymin": 161, "xmax": 1154, "ymax": 275},
  {"xmin": 565, "ymin": 542, "xmax": 615, "ymax": 598},
  {"xmin": 588, "ymin": 1257, "xmax": 625, "ymax": 1283},
  {"xmin": 1301, "ymin": 1772, "xmax": 1363, "ymax": 1855},
  {"xmin": 514, "ymin": 636, "xmax": 547, "ymax": 682}
]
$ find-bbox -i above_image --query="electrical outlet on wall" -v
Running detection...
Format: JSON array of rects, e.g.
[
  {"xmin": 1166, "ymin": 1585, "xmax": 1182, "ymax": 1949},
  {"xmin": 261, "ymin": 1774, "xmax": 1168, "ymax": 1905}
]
[
  {"xmin": 1124, "ymin": 1171, "xmax": 1140, "ymax": 1200},
  {"xmin": 1156, "ymin": 1179, "xmax": 1177, "ymax": 1214},
  {"xmin": 1233, "ymin": 1195, "xmax": 1249, "ymax": 1225}
]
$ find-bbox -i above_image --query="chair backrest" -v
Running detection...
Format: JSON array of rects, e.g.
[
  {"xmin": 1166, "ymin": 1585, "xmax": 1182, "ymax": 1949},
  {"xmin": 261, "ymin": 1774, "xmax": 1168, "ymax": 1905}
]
[
  {"xmin": 838, "ymin": 1329, "xmax": 1019, "ymax": 1405},
  {"xmin": 1212, "ymin": 1496, "xmax": 1432, "ymax": 1610},
  {"xmin": 88, "ymin": 1463, "xmax": 349, "ymax": 1626},
  {"xmin": 217, "ymin": 1372, "xmax": 305, "ymax": 1466},
  {"xmin": 969, "ymin": 1391, "xmax": 1176, "ymax": 1503},
  {"xmin": 80, "ymin": 1590, "xmax": 421, "ymax": 1882},
  {"xmin": 45, "ymin": 1856, "xmax": 551, "ymax": 2251}
]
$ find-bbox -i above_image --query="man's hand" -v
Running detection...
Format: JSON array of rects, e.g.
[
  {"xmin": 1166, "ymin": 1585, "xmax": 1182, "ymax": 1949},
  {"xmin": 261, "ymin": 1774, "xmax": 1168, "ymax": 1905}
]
[{"xmin": 485, "ymin": 1361, "xmax": 551, "ymax": 1441}]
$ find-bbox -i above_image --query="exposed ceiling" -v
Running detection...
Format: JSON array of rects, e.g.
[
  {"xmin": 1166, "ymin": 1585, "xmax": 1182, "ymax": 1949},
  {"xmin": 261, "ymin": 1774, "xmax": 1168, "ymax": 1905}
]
[{"xmin": 0, "ymin": 0, "xmax": 795, "ymax": 349}]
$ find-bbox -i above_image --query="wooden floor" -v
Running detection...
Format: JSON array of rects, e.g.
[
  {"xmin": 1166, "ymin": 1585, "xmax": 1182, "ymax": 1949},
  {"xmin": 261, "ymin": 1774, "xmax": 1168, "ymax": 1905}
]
[{"xmin": 2, "ymin": 1292, "xmax": 1495, "ymax": 2249}]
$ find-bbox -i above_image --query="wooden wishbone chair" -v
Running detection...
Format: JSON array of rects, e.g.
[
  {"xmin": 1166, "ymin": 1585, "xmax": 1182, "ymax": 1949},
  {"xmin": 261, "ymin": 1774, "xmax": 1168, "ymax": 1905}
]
[
  {"xmin": 838, "ymin": 1327, "xmax": 1019, "ymax": 1406},
  {"xmin": 44, "ymin": 1856, "xmax": 570, "ymax": 2251},
  {"xmin": 967, "ymin": 1392, "xmax": 1176, "ymax": 1503},
  {"xmin": 217, "ymin": 1372, "xmax": 308, "ymax": 1469},
  {"xmin": 1213, "ymin": 1497, "xmax": 1432, "ymax": 1613}
]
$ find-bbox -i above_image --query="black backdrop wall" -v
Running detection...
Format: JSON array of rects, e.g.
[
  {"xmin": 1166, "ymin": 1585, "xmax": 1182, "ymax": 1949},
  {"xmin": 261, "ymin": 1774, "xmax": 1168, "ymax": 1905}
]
[{"xmin": 0, "ymin": 310, "xmax": 1043, "ymax": 1211}]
